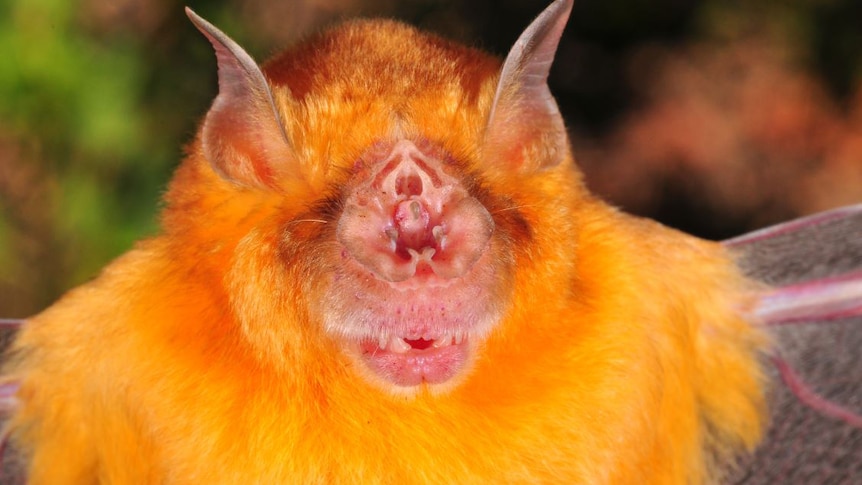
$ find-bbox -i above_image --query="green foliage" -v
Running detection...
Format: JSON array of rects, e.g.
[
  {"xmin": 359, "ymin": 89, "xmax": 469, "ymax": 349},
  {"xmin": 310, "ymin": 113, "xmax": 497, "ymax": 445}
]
[{"xmin": 0, "ymin": 0, "xmax": 203, "ymax": 313}]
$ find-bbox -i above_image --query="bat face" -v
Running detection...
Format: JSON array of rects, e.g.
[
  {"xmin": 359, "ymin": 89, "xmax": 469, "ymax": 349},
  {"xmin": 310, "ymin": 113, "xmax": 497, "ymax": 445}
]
[
  {"xmin": 180, "ymin": 2, "xmax": 573, "ymax": 396},
  {"xmin": 328, "ymin": 139, "xmax": 502, "ymax": 388}
]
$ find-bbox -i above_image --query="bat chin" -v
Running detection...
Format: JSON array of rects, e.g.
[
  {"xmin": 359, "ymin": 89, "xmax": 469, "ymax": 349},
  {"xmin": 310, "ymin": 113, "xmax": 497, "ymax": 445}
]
[
  {"xmin": 324, "ymin": 243, "xmax": 504, "ymax": 393},
  {"xmin": 322, "ymin": 137, "xmax": 508, "ymax": 393},
  {"xmin": 355, "ymin": 331, "xmax": 472, "ymax": 388}
]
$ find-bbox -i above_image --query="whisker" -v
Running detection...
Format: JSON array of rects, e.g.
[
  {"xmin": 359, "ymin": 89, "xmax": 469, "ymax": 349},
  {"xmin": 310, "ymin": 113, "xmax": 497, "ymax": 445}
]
[
  {"xmin": 492, "ymin": 205, "xmax": 534, "ymax": 214},
  {"xmin": 288, "ymin": 219, "xmax": 328, "ymax": 225}
]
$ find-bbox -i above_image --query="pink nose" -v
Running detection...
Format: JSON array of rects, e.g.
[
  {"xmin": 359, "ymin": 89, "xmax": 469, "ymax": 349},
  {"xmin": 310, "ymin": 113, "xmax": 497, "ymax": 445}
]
[
  {"xmin": 393, "ymin": 199, "xmax": 432, "ymax": 258},
  {"xmin": 337, "ymin": 140, "xmax": 494, "ymax": 283}
]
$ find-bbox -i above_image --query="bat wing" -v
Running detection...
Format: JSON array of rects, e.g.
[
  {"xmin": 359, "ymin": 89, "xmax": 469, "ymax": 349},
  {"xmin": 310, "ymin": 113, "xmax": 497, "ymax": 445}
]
[
  {"xmin": 0, "ymin": 320, "xmax": 24, "ymax": 485},
  {"xmin": 724, "ymin": 205, "xmax": 862, "ymax": 484}
]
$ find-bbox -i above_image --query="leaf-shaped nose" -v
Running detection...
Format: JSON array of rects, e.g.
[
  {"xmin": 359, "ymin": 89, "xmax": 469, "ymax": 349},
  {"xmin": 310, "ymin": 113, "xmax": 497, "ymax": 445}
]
[{"xmin": 337, "ymin": 141, "xmax": 494, "ymax": 283}]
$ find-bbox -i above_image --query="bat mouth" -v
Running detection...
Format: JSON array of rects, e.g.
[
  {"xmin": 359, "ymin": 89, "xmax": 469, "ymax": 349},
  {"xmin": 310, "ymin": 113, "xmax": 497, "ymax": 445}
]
[{"xmin": 355, "ymin": 331, "xmax": 471, "ymax": 387}]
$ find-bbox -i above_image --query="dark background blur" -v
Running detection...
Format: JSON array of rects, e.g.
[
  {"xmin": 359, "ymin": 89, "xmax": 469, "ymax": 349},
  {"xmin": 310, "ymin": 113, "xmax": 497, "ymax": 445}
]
[{"xmin": 1, "ymin": 0, "xmax": 861, "ymax": 317}]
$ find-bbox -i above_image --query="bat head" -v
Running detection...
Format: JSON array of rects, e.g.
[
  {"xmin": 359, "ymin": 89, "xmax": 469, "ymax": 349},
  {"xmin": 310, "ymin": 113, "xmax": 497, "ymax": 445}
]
[{"xmin": 180, "ymin": 0, "xmax": 577, "ymax": 394}]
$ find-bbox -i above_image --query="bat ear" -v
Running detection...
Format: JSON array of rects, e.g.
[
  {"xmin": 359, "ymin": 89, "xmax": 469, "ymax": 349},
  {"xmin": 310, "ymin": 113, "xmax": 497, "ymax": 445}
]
[
  {"xmin": 186, "ymin": 7, "xmax": 297, "ymax": 189},
  {"xmin": 483, "ymin": 0, "xmax": 572, "ymax": 172}
]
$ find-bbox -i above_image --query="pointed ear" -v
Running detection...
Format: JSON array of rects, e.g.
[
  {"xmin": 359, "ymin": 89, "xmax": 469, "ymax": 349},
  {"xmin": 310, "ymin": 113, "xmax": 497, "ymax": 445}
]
[
  {"xmin": 483, "ymin": 0, "xmax": 572, "ymax": 172},
  {"xmin": 186, "ymin": 7, "xmax": 297, "ymax": 189}
]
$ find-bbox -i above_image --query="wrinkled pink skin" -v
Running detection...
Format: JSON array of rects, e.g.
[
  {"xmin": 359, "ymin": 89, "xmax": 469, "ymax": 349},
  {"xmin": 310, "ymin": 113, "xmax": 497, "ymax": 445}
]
[
  {"xmin": 337, "ymin": 140, "xmax": 493, "ymax": 283},
  {"xmin": 329, "ymin": 140, "xmax": 498, "ymax": 388}
]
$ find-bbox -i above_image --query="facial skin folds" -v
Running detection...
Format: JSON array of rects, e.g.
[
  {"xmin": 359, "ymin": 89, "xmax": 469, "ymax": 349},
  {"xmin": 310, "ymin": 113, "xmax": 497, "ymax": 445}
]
[{"xmin": 330, "ymin": 139, "xmax": 500, "ymax": 388}]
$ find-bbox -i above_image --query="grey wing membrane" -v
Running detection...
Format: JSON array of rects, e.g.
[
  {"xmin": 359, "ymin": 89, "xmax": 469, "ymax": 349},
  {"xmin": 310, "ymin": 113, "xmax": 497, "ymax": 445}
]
[
  {"xmin": 0, "ymin": 320, "xmax": 24, "ymax": 485},
  {"xmin": 724, "ymin": 205, "xmax": 862, "ymax": 484}
]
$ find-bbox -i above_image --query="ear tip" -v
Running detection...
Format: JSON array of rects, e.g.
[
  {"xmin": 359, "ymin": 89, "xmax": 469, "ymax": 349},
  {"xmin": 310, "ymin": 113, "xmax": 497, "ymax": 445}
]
[
  {"xmin": 542, "ymin": 0, "xmax": 574, "ymax": 32},
  {"xmin": 185, "ymin": 7, "xmax": 207, "ymax": 30},
  {"xmin": 546, "ymin": 0, "xmax": 574, "ymax": 28},
  {"xmin": 557, "ymin": 0, "xmax": 574, "ymax": 12}
]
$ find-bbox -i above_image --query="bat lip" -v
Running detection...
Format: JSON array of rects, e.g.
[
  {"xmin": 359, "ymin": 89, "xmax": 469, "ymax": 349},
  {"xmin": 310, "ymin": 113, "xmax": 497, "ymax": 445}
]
[{"xmin": 353, "ymin": 333, "xmax": 472, "ymax": 387}]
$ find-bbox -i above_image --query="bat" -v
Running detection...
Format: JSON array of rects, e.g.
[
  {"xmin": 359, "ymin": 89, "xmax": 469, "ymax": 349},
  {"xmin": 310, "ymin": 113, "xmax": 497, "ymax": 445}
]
[{"xmin": 1, "ymin": 0, "xmax": 860, "ymax": 483}]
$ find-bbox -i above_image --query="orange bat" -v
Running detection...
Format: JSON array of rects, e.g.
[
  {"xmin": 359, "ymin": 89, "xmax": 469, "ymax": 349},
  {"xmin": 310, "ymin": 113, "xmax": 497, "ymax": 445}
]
[{"xmin": 1, "ymin": 1, "xmax": 860, "ymax": 483}]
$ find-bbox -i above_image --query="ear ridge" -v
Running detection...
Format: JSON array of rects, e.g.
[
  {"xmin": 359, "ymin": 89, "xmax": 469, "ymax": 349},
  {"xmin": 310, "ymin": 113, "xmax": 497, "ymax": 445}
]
[
  {"xmin": 484, "ymin": 0, "xmax": 573, "ymax": 172},
  {"xmin": 186, "ymin": 7, "xmax": 297, "ymax": 189}
]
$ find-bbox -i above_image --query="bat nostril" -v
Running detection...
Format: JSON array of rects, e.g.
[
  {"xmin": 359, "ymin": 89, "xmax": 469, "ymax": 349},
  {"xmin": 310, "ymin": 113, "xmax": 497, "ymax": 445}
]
[
  {"xmin": 394, "ymin": 199, "xmax": 432, "ymax": 250},
  {"xmin": 396, "ymin": 173, "xmax": 423, "ymax": 196}
]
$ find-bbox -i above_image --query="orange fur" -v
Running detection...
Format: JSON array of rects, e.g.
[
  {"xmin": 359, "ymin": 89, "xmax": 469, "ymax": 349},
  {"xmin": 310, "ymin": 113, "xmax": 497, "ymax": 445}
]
[{"xmin": 5, "ymin": 17, "xmax": 767, "ymax": 484}]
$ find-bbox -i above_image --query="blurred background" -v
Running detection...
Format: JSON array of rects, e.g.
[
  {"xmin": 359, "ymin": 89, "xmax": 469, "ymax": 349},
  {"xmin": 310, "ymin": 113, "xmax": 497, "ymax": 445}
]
[{"xmin": 1, "ymin": 0, "xmax": 861, "ymax": 317}]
